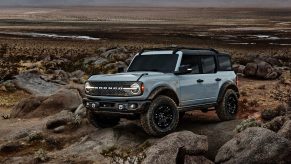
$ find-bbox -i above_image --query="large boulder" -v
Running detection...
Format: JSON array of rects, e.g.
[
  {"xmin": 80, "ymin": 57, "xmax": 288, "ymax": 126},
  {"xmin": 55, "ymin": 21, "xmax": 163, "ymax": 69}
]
[
  {"xmin": 69, "ymin": 70, "xmax": 85, "ymax": 84},
  {"xmin": 41, "ymin": 70, "xmax": 85, "ymax": 85},
  {"xmin": 13, "ymin": 71, "xmax": 62, "ymax": 96},
  {"xmin": 48, "ymin": 70, "xmax": 70, "ymax": 85},
  {"xmin": 233, "ymin": 64, "xmax": 245, "ymax": 74},
  {"xmin": 244, "ymin": 61, "xmax": 280, "ymax": 79},
  {"xmin": 100, "ymin": 47, "xmax": 129, "ymax": 61},
  {"xmin": 180, "ymin": 118, "xmax": 241, "ymax": 160},
  {"xmin": 215, "ymin": 127, "xmax": 291, "ymax": 164},
  {"xmin": 0, "ymin": 59, "xmax": 19, "ymax": 81},
  {"xmin": 256, "ymin": 61, "xmax": 278, "ymax": 79},
  {"xmin": 46, "ymin": 110, "xmax": 78, "ymax": 133},
  {"xmin": 184, "ymin": 156, "xmax": 214, "ymax": 164},
  {"xmin": 0, "ymin": 141, "xmax": 24, "ymax": 154},
  {"xmin": 142, "ymin": 131, "xmax": 209, "ymax": 164},
  {"xmin": 0, "ymin": 80, "xmax": 17, "ymax": 92},
  {"xmin": 256, "ymin": 56, "xmax": 282, "ymax": 66},
  {"xmin": 244, "ymin": 63, "xmax": 257, "ymax": 77},
  {"xmin": 41, "ymin": 57, "xmax": 71, "ymax": 71},
  {"xmin": 261, "ymin": 103, "xmax": 288, "ymax": 121},
  {"xmin": 278, "ymin": 120, "xmax": 291, "ymax": 140},
  {"xmin": 103, "ymin": 61, "xmax": 128, "ymax": 73},
  {"xmin": 263, "ymin": 116, "xmax": 289, "ymax": 132},
  {"xmin": 65, "ymin": 83, "xmax": 86, "ymax": 98},
  {"xmin": 10, "ymin": 89, "xmax": 82, "ymax": 118},
  {"xmin": 10, "ymin": 96, "xmax": 47, "ymax": 118},
  {"xmin": 47, "ymin": 124, "xmax": 147, "ymax": 163}
]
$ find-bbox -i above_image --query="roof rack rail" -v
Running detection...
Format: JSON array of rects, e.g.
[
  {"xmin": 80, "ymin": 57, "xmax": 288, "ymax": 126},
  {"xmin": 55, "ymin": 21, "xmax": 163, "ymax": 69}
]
[
  {"xmin": 172, "ymin": 47, "xmax": 219, "ymax": 54},
  {"xmin": 138, "ymin": 47, "xmax": 219, "ymax": 55},
  {"xmin": 138, "ymin": 47, "xmax": 177, "ymax": 55}
]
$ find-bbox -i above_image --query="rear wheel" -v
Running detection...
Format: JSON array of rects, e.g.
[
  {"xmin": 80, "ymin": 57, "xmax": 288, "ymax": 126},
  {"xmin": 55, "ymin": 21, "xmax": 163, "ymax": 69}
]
[
  {"xmin": 141, "ymin": 96, "xmax": 179, "ymax": 136},
  {"xmin": 86, "ymin": 110, "xmax": 120, "ymax": 128},
  {"xmin": 216, "ymin": 89, "xmax": 238, "ymax": 121}
]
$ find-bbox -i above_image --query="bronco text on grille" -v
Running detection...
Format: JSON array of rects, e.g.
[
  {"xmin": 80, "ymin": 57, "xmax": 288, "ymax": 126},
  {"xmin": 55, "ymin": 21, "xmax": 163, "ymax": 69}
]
[{"xmin": 86, "ymin": 81, "xmax": 139, "ymax": 97}]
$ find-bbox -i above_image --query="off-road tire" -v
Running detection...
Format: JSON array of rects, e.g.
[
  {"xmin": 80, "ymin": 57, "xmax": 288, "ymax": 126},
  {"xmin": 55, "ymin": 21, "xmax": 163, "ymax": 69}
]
[
  {"xmin": 216, "ymin": 89, "xmax": 238, "ymax": 121},
  {"xmin": 141, "ymin": 96, "xmax": 179, "ymax": 136},
  {"xmin": 86, "ymin": 110, "xmax": 120, "ymax": 128}
]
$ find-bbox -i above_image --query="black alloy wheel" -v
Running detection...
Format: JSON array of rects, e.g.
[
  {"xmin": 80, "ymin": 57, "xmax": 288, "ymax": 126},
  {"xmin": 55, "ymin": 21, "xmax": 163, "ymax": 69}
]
[
  {"xmin": 226, "ymin": 94, "xmax": 238, "ymax": 115},
  {"xmin": 153, "ymin": 105, "xmax": 175, "ymax": 128},
  {"xmin": 140, "ymin": 96, "xmax": 179, "ymax": 136},
  {"xmin": 216, "ymin": 89, "xmax": 239, "ymax": 121}
]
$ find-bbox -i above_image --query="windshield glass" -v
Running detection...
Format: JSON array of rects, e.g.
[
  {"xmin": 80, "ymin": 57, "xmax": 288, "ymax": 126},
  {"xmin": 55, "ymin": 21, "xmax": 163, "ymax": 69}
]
[{"xmin": 127, "ymin": 54, "xmax": 178, "ymax": 73}]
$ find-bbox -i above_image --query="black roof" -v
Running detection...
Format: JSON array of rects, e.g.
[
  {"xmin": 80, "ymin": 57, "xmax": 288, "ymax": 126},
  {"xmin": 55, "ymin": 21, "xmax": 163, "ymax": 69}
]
[{"xmin": 139, "ymin": 47, "xmax": 222, "ymax": 55}]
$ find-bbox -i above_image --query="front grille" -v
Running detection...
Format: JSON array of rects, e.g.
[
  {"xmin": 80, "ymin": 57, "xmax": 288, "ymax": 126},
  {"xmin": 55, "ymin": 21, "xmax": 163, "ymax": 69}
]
[{"xmin": 88, "ymin": 81, "xmax": 133, "ymax": 97}]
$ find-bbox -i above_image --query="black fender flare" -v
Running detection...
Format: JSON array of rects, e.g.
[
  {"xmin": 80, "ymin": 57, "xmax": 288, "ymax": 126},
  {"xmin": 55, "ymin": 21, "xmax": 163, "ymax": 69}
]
[
  {"xmin": 147, "ymin": 86, "xmax": 179, "ymax": 106},
  {"xmin": 217, "ymin": 82, "xmax": 239, "ymax": 103}
]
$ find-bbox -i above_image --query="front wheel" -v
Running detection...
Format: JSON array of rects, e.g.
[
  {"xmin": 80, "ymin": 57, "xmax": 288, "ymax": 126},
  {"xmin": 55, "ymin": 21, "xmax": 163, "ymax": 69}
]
[
  {"xmin": 86, "ymin": 110, "xmax": 120, "ymax": 128},
  {"xmin": 216, "ymin": 89, "xmax": 238, "ymax": 121},
  {"xmin": 141, "ymin": 96, "xmax": 179, "ymax": 136}
]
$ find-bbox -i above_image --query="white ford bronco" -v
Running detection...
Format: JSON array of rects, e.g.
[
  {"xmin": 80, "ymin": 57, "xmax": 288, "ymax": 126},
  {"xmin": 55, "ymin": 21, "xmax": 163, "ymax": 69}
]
[{"xmin": 84, "ymin": 48, "xmax": 239, "ymax": 136}]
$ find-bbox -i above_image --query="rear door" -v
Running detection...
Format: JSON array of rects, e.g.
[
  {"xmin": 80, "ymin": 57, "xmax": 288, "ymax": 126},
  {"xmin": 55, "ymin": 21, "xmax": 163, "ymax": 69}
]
[
  {"xmin": 199, "ymin": 55, "xmax": 221, "ymax": 103},
  {"xmin": 216, "ymin": 55, "xmax": 236, "ymax": 98}
]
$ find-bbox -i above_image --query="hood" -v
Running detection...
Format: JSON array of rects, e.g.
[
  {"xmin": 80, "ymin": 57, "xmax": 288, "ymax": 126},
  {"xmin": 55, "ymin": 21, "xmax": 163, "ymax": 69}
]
[{"xmin": 88, "ymin": 72, "xmax": 165, "ymax": 82}]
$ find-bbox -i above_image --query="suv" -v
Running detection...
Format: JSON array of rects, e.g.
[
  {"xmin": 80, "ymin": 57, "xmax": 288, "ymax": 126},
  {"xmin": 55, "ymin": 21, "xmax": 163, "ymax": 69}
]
[{"xmin": 83, "ymin": 48, "xmax": 239, "ymax": 136}]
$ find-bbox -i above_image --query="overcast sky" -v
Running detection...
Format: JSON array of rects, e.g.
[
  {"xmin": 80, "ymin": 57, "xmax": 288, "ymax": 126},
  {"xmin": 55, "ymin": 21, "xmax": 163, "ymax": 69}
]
[{"xmin": 0, "ymin": 0, "xmax": 290, "ymax": 7}]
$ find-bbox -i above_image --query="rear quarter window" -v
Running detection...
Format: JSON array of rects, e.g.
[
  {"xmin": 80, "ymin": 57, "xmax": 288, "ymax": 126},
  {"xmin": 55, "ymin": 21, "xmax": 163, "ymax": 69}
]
[
  {"xmin": 201, "ymin": 56, "xmax": 216, "ymax": 74},
  {"xmin": 218, "ymin": 55, "xmax": 232, "ymax": 71}
]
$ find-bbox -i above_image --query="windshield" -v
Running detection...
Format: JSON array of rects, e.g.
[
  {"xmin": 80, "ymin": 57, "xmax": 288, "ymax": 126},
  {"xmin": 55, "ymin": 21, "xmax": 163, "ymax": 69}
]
[{"xmin": 127, "ymin": 54, "xmax": 178, "ymax": 73}]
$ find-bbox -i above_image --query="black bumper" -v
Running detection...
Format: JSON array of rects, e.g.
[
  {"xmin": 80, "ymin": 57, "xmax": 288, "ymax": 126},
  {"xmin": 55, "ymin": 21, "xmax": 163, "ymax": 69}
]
[{"xmin": 83, "ymin": 98, "xmax": 151, "ymax": 114}]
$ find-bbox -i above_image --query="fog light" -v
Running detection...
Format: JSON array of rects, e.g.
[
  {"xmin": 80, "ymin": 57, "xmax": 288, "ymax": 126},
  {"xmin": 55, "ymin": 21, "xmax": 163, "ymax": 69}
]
[{"xmin": 129, "ymin": 103, "xmax": 138, "ymax": 110}]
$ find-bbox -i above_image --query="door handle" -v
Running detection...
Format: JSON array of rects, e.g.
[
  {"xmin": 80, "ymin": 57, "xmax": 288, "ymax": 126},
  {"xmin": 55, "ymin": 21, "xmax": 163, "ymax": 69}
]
[
  {"xmin": 197, "ymin": 79, "xmax": 204, "ymax": 83},
  {"xmin": 216, "ymin": 78, "xmax": 221, "ymax": 82}
]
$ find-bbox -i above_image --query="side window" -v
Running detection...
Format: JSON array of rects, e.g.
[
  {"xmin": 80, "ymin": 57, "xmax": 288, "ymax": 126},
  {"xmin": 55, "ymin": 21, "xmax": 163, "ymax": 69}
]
[
  {"xmin": 218, "ymin": 55, "xmax": 232, "ymax": 71},
  {"xmin": 180, "ymin": 55, "xmax": 200, "ymax": 74},
  {"xmin": 201, "ymin": 56, "xmax": 216, "ymax": 74}
]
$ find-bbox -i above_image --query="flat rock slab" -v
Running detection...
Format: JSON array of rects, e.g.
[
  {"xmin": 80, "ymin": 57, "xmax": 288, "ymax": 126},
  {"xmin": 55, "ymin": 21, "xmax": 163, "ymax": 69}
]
[{"xmin": 13, "ymin": 71, "xmax": 62, "ymax": 96}]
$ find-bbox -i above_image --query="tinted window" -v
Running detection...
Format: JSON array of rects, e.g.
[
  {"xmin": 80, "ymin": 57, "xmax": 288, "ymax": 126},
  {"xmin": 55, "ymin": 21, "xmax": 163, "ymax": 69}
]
[
  {"xmin": 218, "ymin": 56, "xmax": 232, "ymax": 71},
  {"xmin": 201, "ymin": 56, "xmax": 216, "ymax": 73},
  {"xmin": 127, "ymin": 54, "xmax": 178, "ymax": 73},
  {"xmin": 180, "ymin": 55, "xmax": 200, "ymax": 74}
]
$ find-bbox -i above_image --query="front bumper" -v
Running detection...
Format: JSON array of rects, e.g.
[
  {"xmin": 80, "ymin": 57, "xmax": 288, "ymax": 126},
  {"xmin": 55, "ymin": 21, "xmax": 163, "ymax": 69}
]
[{"xmin": 83, "ymin": 98, "xmax": 151, "ymax": 114}]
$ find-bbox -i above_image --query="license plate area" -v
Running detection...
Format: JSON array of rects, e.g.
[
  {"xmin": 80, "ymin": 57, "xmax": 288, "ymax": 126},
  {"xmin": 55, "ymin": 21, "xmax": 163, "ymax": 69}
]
[{"xmin": 99, "ymin": 102, "xmax": 115, "ymax": 108}]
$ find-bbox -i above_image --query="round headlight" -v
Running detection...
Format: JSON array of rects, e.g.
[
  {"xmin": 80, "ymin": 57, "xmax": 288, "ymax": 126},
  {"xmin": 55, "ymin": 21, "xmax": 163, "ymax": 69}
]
[
  {"xmin": 130, "ymin": 83, "xmax": 141, "ymax": 95},
  {"xmin": 85, "ymin": 82, "xmax": 93, "ymax": 93}
]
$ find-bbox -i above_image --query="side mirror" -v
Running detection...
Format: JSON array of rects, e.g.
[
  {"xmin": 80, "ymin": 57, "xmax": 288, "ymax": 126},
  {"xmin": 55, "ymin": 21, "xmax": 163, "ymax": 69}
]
[
  {"xmin": 175, "ymin": 65, "xmax": 192, "ymax": 75},
  {"xmin": 117, "ymin": 67, "xmax": 125, "ymax": 73}
]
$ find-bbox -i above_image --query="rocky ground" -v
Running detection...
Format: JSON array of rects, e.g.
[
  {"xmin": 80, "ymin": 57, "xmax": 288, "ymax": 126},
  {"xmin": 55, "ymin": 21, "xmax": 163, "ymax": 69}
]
[
  {"xmin": 1, "ymin": 6, "xmax": 291, "ymax": 163},
  {"xmin": 1, "ymin": 46, "xmax": 291, "ymax": 163}
]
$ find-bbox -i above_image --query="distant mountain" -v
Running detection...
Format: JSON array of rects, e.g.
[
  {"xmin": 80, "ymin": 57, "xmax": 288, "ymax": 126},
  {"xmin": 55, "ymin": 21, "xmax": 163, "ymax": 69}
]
[{"xmin": 0, "ymin": 0, "xmax": 290, "ymax": 7}]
